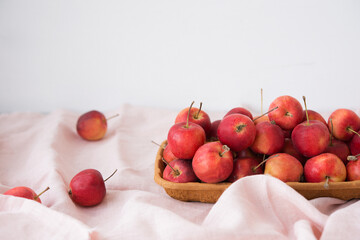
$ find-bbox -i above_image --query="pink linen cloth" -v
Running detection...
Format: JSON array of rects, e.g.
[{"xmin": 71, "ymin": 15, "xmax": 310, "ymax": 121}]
[{"xmin": 0, "ymin": 104, "xmax": 359, "ymax": 240}]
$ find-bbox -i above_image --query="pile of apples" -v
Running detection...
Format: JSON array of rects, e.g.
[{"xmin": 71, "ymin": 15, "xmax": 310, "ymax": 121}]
[
  {"xmin": 162, "ymin": 96, "xmax": 360, "ymax": 187},
  {"xmin": 3, "ymin": 110, "xmax": 118, "ymax": 207}
]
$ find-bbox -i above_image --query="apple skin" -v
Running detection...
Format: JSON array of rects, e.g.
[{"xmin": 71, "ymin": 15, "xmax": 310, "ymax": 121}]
[
  {"xmin": 253, "ymin": 115, "xmax": 270, "ymax": 125},
  {"xmin": 304, "ymin": 153, "xmax": 346, "ymax": 183},
  {"xmin": 192, "ymin": 142, "xmax": 233, "ymax": 183},
  {"xmin": 167, "ymin": 122, "xmax": 206, "ymax": 159},
  {"xmin": 69, "ymin": 169, "xmax": 106, "ymax": 207},
  {"xmin": 209, "ymin": 120, "xmax": 221, "ymax": 141},
  {"xmin": 291, "ymin": 120, "xmax": 330, "ymax": 158},
  {"xmin": 346, "ymin": 159, "xmax": 360, "ymax": 181},
  {"xmin": 163, "ymin": 144, "xmax": 178, "ymax": 163},
  {"xmin": 268, "ymin": 95, "xmax": 304, "ymax": 130},
  {"xmin": 302, "ymin": 110, "xmax": 327, "ymax": 126},
  {"xmin": 281, "ymin": 138, "xmax": 306, "ymax": 165},
  {"xmin": 236, "ymin": 148, "xmax": 258, "ymax": 159},
  {"xmin": 4, "ymin": 186, "xmax": 42, "ymax": 203},
  {"xmin": 250, "ymin": 121, "xmax": 284, "ymax": 155},
  {"xmin": 224, "ymin": 107, "xmax": 253, "ymax": 120},
  {"xmin": 227, "ymin": 157, "xmax": 263, "ymax": 183},
  {"xmin": 76, "ymin": 110, "xmax": 107, "ymax": 141},
  {"xmin": 328, "ymin": 109, "xmax": 360, "ymax": 141},
  {"xmin": 324, "ymin": 139, "xmax": 350, "ymax": 164},
  {"xmin": 264, "ymin": 153, "xmax": 303, "ymax": 182},
  {"xmin": 163, "ymin": 159, "xmax": 198, "ymax": 183},
  {"xmin": 349, "ymin": 130, "xmax": 360, "ymax": 155},
  {"xmin": 217, "ymin": 114, "xmax": 256, "ymax": 152},
  {"xmin": 175, "ymin": 107, "xmax": 211, "ymax": 137}
]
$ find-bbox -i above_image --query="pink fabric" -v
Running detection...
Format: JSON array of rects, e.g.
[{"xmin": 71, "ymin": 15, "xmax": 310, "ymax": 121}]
[{"xmin": 0, "ymin": 105, "xmax": 359, "ymax": 239}]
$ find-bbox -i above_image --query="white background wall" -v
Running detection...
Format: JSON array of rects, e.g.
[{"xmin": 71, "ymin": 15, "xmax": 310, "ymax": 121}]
[{"xmin": 1, "ymin": 0, "xmax": 360, "ymax": 114}]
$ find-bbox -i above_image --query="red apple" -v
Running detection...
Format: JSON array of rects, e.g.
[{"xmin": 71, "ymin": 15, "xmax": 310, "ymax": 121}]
[
  {"xmin": 175, "ymin": 102, "xmax": 211, "ymax": 137},
  {"xmin": 69, "ymin": 169, "xmax": 117, "ymax": 207},
  {"xmin": 325, "ymin": 138, "xmax": 350, "ymax": 165},
  {"xmin": 292, "ymin": 120, "xmax": 330, "ymax": 157},
  {"xmin": 268, "ymin": 95, "xmax": 304, "ymax": 130},
  {"xmin": 281, "ymin": 138, "xmax": 306, "ymax": 165},
  {"xmin": 253, "ymin": 115, "xmax": 270, "ymax": 125},
  {"xmin": 152, "ymin": 141, "xmax": 178, "ymax": 163},
  {"xmin": 224, "ymin": 107, "xmax": 253, "ymax": 120},
  {"xmin": 304, "ymin": 153, "xmax": 346, "ymax": 183},
  {"xmin": 192, "ymin": 142, "xmax": 233, "ymax": 183},
  {"xmin": 349, "ymin": 129, "xmax": 360, "ymax": 156},
  {"xmin": 4, "ymin": 186, "xmax": 50, "ymax": 203},
  {"xmin": 76, "ymin": 110, "xmax": 118, "ymax": 141},
  {"xmin": 250, "ymin": 121, "xmax": 284, "ymax": 155},
  {"xmin": 328, "ymin": 109, "xmax": 360, "ymax": 141},
  {"xmin": 264, "ymin": 153, "xmax": 303, "ymax": 182},
  {"xmin": 346, "ymin": 156, "xmax": 360, "ymax": 181},
  {"xmin": 209, "ymin": 119, "xmax": 221, "ymax": 141},
  {"xmin": 236, "ymin": 148, "xmax": 259, "ymax": 159},
  {"xmin": 227, "ymin": 157, "xmax": 263, "ymax": 183},
  {"xmin": 163, "ymin": 144, "xmax": 178, "ymax": 163},
  {"xmin": 217, "ymin": 114, "xmax": 256, "ymax": 152},
  {"xmin": 302, "ymin": 110, "xmax": 327, "ymax": 126},
  {"xmin": 163, "ymin": 159, "xmax": 198, "ymax": 183},
  {"xmin": 167, "ymin": 122, "xmax": 205, "ymax": 159}
]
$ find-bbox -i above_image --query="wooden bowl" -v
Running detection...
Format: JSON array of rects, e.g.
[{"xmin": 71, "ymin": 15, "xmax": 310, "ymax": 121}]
[{"xmin": 154, "ymin": 141, "xmax": 360, "ymax": 203}]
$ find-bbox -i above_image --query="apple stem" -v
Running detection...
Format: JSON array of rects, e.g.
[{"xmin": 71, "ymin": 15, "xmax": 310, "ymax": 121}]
[
  {"xmin": 219, "ymin": 145, "xmax": 230, "ymax": 157},
  {"xmin": 302, "ymin": 96, "xmax": 310, "ymax": 126},
  {"xmin": 151, "ymin": 140, "xmax": 166, "ymax": 150},
  {"xmin": 34, "ymin": 187, "xmax": 50, "ymax": 201},
  {"xmin": 162, "ymin": 158, "xmax": 180, "ymax": 176},
  {"xmin": 252, "ymin": 154, "xmax": 279, "ymax": 172},
  {"xmin": 261, "ymin": 88, "xmax": 263, "ymax": 115},
  {"xmin": 347, "ymin": 153, "xmax": 360, "ymax": 161},
  {"xmin": 186, "ymin": 101, "xmax": 195, "ymax": 128},
  {"xmin": 252, "ymin": 106, "xmax": 278, "ymax": 122},
  {"xmin": 347, "ymin": 127, "xmax": 360, "ymax": 137},
  {"xmin": 252, "ymin": 155, "xmax": 266, "ymax": 172},
  {"xmin": 104, "ymin": 169, "xmax": 118, "ymax": 182},
  {"xmin": 195, "ymin": 102, "xmax": 203, "ymax": 119},
  {"xmin": 324, "ymin": 176, "xmax": 330, "ymax": 189},
  {"xmin": 106, "ymin": 114, "xmax": 120, "ymax": 121}
]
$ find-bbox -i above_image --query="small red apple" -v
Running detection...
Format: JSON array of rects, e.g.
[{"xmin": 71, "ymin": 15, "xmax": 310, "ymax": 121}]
[
  {"xmin": 253, "ymin": 115, "xmax": 270, "ymax": 125},
  {"xmin": 346, "ymin": 155, "xmax": 360, "ymax": 181},
  {"xmin": 227, "ymin": 157, "xmax": 263, "ymax": 183},
  {"xmin": 292, "ymin": 120, "xmax": 330, "ymax": 157},
  {"xmin": 264, "ymin": 153, "xmax": 303, "ymax": 182},
  {"xmin": 349, "ymin": 129, "xmax": 360, "ymax": 156},
  {"xmin": 324, "ymin": 138, "xmax": 350, "ymax": 165},
  {"xmin": 175, "ymin": 102, "xmax": 211, "ymax": 137},
  {"xmin": 217, "ymin": 114, "xmax": 256, "ymax": 152},
  {"xmin": 281, "ymin": 138, "xmax": 306, "ymax": 165},
  {"xmin": 327, "ymin": 109, "xmax": 360, "ymax": 141},
  {"xmin": 302, "ymin": 110, "xmax": 327, "ymax": 126},
  {"xmin": 209, "ymin": 119, "xmax": 221, "ymax": 141},
  {"xmin": 4, "ymin": 186, "xmax": 50, "ymax": 203},
  {"xmin": 291, "ymin": 96, "xmax": 330, "ymax": 158},
  {"xmin": 162, "ymin": 144, "xmax": 178, "ymax": 163},
  {"xmin": 224, "ymin": 107, "xmax": 253, "ymax": 120},
  {"xmin": 192, "ymin": 142, "xmax": 233, "ymax": 183},
  {"xmin": 304, "ymin": 153, "xmax": 346, "ymax": 184},
  {"xmin": 268, "ymin": 95, "xmax": 304, "ymax": 130},
  {"xmin": 76, "ymin": 110, "xmax": 118, "ymax": 141},
  {"xmin": 163, "ymin": 159, "xmax": 198, "ymax": 183},
  {"xmin": 152, "ymin": 141, "xmax": 178, "ymax": 163},
  {"xmin": 168, "ymin": 102, "xmax": 206, "ymax": 159},
  {"xmin": 250, "ymin": 121, "xmax": 284, "ymax": 155},
  {"xmin": 69, "ymin": 169, "xmax": 117, "ymax": 207}
]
